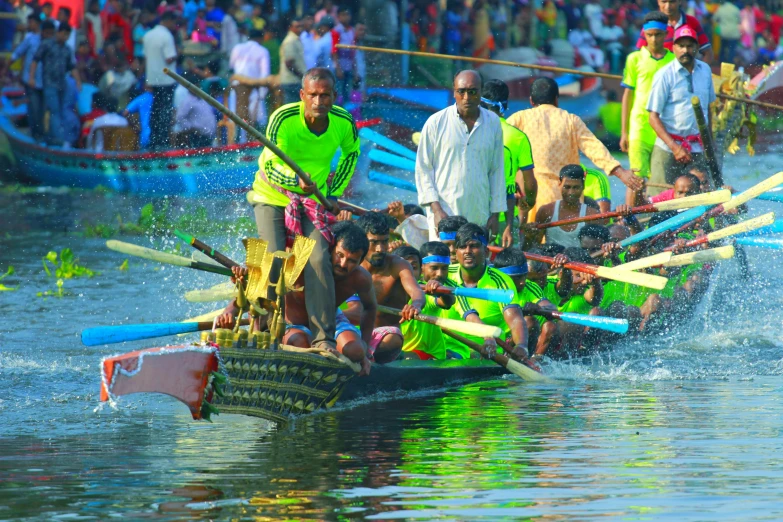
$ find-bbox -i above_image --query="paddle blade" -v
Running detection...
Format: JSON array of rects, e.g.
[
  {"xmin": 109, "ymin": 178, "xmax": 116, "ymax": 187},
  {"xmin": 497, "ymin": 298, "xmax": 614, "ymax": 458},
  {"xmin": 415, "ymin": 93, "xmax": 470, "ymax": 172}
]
[
  {"xmin": 504, "ymin": 357, "xmax": 551, "ymax": 382},
  {"xmin": 107, "ymin": 240, "xmax": 192, "ymax": 268},
  {"xmin": 664, "ymin": 245, "xmax": 735, "ymax": 267},
  {"xmin": 723, "ymin": 171, "xmax": 783, "ymax": 211},
  {"xmin": 82, "ymin": 322, "xmax": 201, "ymax": 346},
  {"xmin": 707, "ymin": 212, "xmax": 776, "ymax": 242},
  {"xmin": 735, "ymin": 237, "xmax": 783, "ymax": 249},
  {"xmin": 426, "ymin": 315, "xmax": 502, "ymax": 338},
  {"xmin": 594, "ymin": 265, "xmax": 668, "ymax": 290},
  {"xmin": 453, "ymin": 287, "xmax": 515, "ymax": 303},
  {"xmin": 185, "ymin": 282, "xmax": 236, "ymax": 303},
  {"xmin": 614, "ymin": 251, "xmax": 673, "ymax": 271},
  {"xmin": 359, "ymin": 128, "xmax": 417, "ymax": 160},
  {"xmin": 654, "ymin": 189, "xmax": 731, "ymax": 211},
  {"xmin": 620, "ymin": 205, "xmax": 709, "ymax": 247},
  {"xmin": 558, "ymin": 312, "xmax": 629, "ymax": 334}
]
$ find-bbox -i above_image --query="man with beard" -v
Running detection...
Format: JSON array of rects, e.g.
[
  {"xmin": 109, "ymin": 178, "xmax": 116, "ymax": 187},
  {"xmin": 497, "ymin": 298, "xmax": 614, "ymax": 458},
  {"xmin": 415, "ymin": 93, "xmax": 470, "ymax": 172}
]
[
  {"xmin": 647, "ymin": 25, "xmax": 715, "ymax": 192},
  {"xmin": 356, "ymin": 212, "xmax": 426, "ymax": 363}
]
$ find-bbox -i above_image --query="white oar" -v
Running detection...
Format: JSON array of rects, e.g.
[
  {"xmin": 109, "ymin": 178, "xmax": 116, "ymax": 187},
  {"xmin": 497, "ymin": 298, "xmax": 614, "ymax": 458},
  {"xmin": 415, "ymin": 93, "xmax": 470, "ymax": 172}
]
[
  {"xmin": 185, "ymin": 282, "xmax": 236, "ymax": 303},
  {"xmin": 663, "ymin": 245, "xmax": 736, "ymax": 267},
  {"xmin": 613, "ymin": 252, "xmax": 673, "ymax": 272},
  {"xmin": 377, "ymin": 305, "xmax": 502, "ymax": 338}
]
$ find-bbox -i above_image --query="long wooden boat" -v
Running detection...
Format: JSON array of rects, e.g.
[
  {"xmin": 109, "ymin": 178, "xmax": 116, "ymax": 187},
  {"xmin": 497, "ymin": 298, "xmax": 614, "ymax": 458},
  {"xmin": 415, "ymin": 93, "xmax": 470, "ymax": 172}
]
[
  {"xmin": 0, "ymin": 87, "xmax": 378, "ymax": 195},
  {"xmin": 100, "ymin": 342, "xmax": 511, "ymax": 424}
]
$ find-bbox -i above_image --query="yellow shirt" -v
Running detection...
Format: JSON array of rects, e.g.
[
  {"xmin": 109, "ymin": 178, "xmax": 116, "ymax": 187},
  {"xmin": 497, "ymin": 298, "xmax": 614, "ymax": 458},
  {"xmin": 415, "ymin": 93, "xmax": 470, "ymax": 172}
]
[{"xmin": 506, "ymin": 104, "xmax": 620, "ymax": 217}]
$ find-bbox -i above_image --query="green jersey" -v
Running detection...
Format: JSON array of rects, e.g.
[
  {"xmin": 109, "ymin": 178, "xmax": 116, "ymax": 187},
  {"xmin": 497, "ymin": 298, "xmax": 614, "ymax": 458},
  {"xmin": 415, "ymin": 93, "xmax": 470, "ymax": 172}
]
[
  {"xmin": 401, "ymin": 279, "xmax": 457, "ymax": 360},
  {"xmin": 621, "ymin": 47, "xmax": 675, "ymax": 145},
  {"xmin": 249, "ymin": 102, "xmax": 360, "ymax": 207},
  {"xmin": 498, "ymin": 117, "xmax": 534, "ymax": 226},
  {"xmin": 583, "ymin": 166, "xmax": 611, "ymax": 206}
]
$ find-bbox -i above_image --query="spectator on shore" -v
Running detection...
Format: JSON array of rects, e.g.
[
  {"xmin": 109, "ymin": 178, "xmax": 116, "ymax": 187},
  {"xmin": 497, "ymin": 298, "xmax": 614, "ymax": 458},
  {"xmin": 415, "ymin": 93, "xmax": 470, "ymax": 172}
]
[
  {"xmin": 301, "ymin": 13, "xmax": 317, "ymax": 69},
  {"xmin": 230, "ymin": 28, "xmax": 271, "ymax": 130},
  {"xmin": 143, "ymin": 11, "xmax": 178, "ymax": 150},
  {"xmin": 442, "ymin": 0, "xmax": 465, "ymax": 55},
  {"xmin": 220, "ymin": 2, "xmax": 240, "ymax": 54},
  {"xmin": 714, "ymin": 0, "xmax": 741, "ymax": 64},
  {"xmin": 280, "ymin": 16, "xmax": 306, "ymax": 104},
  {"xmin": 635, "ymin": 0, "xmax": 713, "ymax": 64},
  {"xmin": 313, "ymin": 16, "xmax": 335, "ymax": 69},
  {"xmin": 86, "ymin": 96, "xmax": 129, "ymax": 151},
  {"xmin": 84, "ymin": 0, "xmax": 103, "ymax": 54},
  {"xmin": 13, "ymin": 15, "xmax": 43, "ymax": 140},
  {"xmin": 569, "ymin": 18, "xmax": 605, "ymax": 69},
  {"xmin": 55, "ymin": 6, "xmax": 74, "ymax": 51},
  {"xmin": 99, "ymin": 53, "xmax": 136, "ymax": 108},
  {"xmin": 124, "ymin": 90, "xmax": 152, "ymax": 149},
  {"xmin": 175, "ymin": 80, "xmax": 219, "ymax": 148},
  {"xmin": 333, "ymin": 7, "xmax": 356, "ymax": 103}
]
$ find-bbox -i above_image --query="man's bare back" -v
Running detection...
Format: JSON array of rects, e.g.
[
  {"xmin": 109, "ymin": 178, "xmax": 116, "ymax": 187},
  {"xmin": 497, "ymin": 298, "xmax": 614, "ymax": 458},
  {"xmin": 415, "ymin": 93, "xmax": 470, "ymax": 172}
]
[
  {"xmin": 285, "ymin": 266, "xmax": 374, "ymax": 326},
  {"xmin": 362, "ymin": 254, "xmax": 414, "ymax": 328}
]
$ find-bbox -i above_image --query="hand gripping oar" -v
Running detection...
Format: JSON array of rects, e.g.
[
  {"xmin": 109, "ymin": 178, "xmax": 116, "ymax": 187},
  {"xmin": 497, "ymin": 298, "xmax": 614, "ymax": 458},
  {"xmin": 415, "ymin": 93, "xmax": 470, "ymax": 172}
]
[
  {"xmin": 377, "ymin": 305, "xmax": 501, "ymax": 338},
  {"xmin": 521, "ymin": 303, "xmax": 629, "ymax": 334},
  {"xmin": 82, "ymin": 319, "xmax": 250, "ymax": 346},
  {"xmin": 663, "ymin": 245, "xmax": 735, "ymax": 267},
  {"xmin": 664, "ymin": 212, "xmax": 776, "ymax": 251},
  {"xmin": 106, "ymin": 240, "xmax": 233, "ymax": 276},
  {"xmin": 440, "ymin": 328, "xmax": 550, "ymax": 383},
  {"xmin": 420, "ymin": 284, "xmax": 514, "ymax": 304},
  {"xmin": 523, "ymin": 252, "xmax": 668, "ymax": 290},
  {"xmin": 535, "ymin": 189, "xmax": 731, "ymax": 229},
  {"xmin": 163, "ymin": 68, "xmax": 334, "ymax": 211},
  {"xmin": 173, "ymin": 230, "xmax": 240, "ymax": 270}
]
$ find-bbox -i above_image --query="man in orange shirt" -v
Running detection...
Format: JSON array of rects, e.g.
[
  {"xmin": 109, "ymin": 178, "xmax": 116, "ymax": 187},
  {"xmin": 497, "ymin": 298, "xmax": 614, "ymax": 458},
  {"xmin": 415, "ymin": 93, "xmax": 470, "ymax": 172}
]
[{"xmin": 507, "ymin": 78, "xmax": 642, "ymax": 219}]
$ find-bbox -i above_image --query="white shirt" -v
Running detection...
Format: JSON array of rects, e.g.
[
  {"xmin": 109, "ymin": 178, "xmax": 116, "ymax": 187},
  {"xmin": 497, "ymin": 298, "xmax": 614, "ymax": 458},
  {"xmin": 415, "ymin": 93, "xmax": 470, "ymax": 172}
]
[
  {"xmin": 416, "ymin": 105, "xmax": 505, "ymax": 238},
  {"xmin": 314, "ymin": 32, "xmax": 334, "ymax": 69},
  {"xmin": 143, "ymin": 25, "xmax": 177, "ymax": 86},
  {"xmin": 568, "ymin": 29, "xmax": 596, "ymax": 48},
  {"xmin": 229, "ymin": 40, "xmax": 271, "ymax": 126},
  {"xmin": 220, "ymin": 14, "xmax": 240, "ymax": 53},
  {"xmin": 301, "ymin": 30, "xmax": 317, "ymax": 70},
  {"xmin": 647, "ymin": 58, "xmax": 716, "ymax": 153},
  {"xmin": 86, "ymin": 113, "xmax": 129, "ymax": 151}
]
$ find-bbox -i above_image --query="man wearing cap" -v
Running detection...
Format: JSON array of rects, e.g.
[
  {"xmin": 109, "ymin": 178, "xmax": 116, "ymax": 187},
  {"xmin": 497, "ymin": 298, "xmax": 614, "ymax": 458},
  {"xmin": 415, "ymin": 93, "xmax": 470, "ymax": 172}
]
[
  {"xmin": 634, "ymin": 0, "xmax": 713, "ymax": 64},
  {"xmin": 646, "ymin": 25, "xmax": 715, "ymax": 192}
]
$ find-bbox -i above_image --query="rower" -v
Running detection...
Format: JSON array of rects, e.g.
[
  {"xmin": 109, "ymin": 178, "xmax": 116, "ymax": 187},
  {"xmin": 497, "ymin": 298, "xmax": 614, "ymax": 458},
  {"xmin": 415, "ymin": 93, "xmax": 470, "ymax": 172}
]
[
  {"xmin": 397, "ymin": 241, "xmax": 458, "ymax": 360},
  {"xmin": 283, "ymin": 221, "xmax": 376, "ymax": 375},
  {"xmin": 647, "ymin": 25, "xmax": 716, "ymax": 193},
  {"xmin": 492, "ymin": 247, "xmax": 559, "ymax": 360},
  {"xmin": 506, "ymin": 77, "xmax": 641, "ymax": 219},
  {"xmin": 445, "ymin": 223, "xmax": 529, "ymax": 361},
  {"xmin": 356, "ymin": 212, "xmax": 427, "ymax": 363},
  {"xmin": 247, "ymin": 67, "xmax": 360, "ymax": 354},
  {"xmin": 578, "ymin": 224, "xmax": 611, "ymax": 256},
  {"xmin": 522, "ymin": 164, "xmax": 602, "ymax": 248},
  {"xmin": 556, "ymin": 247, "xmax": 604, "ymax": 351},
  {"xmin": 620, "ymin": 11, "xmax": 675, "ymax": 203},
  {"xmin": 583, "ymin": 166, "xmax": 612, "ymax": 213},
  {"xmin": 437, "ymin": 215, "xmax": 468, "ymax": 263},
  {"xmin": 479, "ymin": 79, "xmax": 537, "ymax": 246}
]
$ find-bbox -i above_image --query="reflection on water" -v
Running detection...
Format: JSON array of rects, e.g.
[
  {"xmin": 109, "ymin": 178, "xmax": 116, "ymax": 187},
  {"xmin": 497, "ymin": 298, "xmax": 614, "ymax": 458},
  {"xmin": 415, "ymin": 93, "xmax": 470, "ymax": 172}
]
[{"xmin": 2, "ymin": 150, "xmax": 783, "ymax": 520}]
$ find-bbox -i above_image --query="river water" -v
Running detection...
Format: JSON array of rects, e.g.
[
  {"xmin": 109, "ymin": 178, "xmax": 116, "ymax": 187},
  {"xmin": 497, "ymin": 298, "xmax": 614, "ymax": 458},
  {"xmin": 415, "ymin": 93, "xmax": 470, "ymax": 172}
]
[{"xmin": 2, "ymin": 150, "xmax": 783, "ymax": 521}]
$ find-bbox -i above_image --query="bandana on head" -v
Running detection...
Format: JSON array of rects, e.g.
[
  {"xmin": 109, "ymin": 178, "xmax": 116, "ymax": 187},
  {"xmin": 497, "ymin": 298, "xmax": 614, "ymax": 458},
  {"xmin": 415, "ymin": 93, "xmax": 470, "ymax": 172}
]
[
  {"xmin": 496, "ymin": 264, "xmax": 528, "ymax": 276},
  {"xmin": 643, "ymin": 21, "xmax": 668, "ymax": 31},
  {"xmin": 439, "ymin": 231, "xmax": 457, "ymax": 241},
  {"xmin": 422, "ymin": 255, "xmax": 451, "ymax": 265},
  {"xmin": 480, "ymin": 97, "xmax": 508, "ymax": 113}
]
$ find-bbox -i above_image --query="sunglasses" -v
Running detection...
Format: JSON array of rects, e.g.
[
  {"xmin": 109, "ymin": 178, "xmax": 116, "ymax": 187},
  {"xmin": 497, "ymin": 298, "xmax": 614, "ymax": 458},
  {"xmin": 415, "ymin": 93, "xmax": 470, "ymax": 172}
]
[{"xmin": 454, "ymin": 88, "xmax": 479, "ymax": 96}]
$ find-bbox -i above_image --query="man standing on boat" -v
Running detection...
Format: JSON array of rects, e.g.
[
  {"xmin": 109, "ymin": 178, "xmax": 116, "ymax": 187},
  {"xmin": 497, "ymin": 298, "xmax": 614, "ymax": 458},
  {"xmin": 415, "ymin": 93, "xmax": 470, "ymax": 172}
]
[
  {"xmin": 143, "ymin": 11, "xmax": 178, "ymax": 151},
  {"xmin": 416, "ymin": 70, "xmax": 507, "ymax": 243},
  {"xmin": 647, "ymin": 26, "xmax": 715, "ymax": 192},
  {"xmin": 247, "ymin": 67, "xmax": 360, "ymax": 354},
  {"xmin": 635, "ymin": 0, "xmax": 713, "ymax": 64},
  {"xmin": 506, "ymin": 78, "xmax": 642, "ymax": 220}
]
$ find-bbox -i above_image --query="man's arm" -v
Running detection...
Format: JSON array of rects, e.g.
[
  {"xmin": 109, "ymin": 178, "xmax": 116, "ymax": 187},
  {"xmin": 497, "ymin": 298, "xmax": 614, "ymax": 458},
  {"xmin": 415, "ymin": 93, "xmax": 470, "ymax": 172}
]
[
  {"xmin": 502, "ymin": 305, "xmax": 529, "ymax": 359},
  {"xmin": 327, "ymin": 114, "xmax": 360, "ymax": 198},
  {"xmin": 620, "ymin": 87, "xmax": 633, "ymax": 152},
  {"xmin": 573, "ymin": 114, "xmax": 642, "ymax": 192},
  {"xmin": 396, "ymin": 258, "xmax": 426, "ymax": 320},
  {"xmin": 28, "ymin": 60, "xmax": 37, "ymax": 86},
  {"xmin": 487, "ymin": 122, "xmax": 507, "ymax": 227},
  {"xmin": 356, "ymin": 275, "xmax": 378, "ymax": 350}
]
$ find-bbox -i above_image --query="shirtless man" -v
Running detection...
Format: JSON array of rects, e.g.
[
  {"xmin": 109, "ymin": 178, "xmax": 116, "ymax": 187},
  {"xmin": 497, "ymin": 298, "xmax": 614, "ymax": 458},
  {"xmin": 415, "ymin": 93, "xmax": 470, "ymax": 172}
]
[{"xmin": 355, "ymin": 211, "xmax": 426, "ymax": 363}]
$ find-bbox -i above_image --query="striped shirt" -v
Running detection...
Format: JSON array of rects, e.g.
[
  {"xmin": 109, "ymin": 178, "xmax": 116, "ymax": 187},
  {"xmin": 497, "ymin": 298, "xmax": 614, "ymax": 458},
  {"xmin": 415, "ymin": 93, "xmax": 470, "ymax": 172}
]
[
  {"xmin": 416, "ymin": 105, "xmax": 506, "ymax": 239},
  {"xmin": 249, "ymin": 102, "xmax": 360, "ymax": 208}
]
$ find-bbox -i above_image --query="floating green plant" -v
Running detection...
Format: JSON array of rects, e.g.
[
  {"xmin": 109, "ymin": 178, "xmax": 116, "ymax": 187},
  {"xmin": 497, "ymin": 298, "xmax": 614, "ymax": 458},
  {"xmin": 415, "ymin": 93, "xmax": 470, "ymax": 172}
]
[
  {"xmin": 42, "ymin": 249, "xmax": 98, "ymax": 279},
  {"xmin": 0, "ymin": 266, "xmax": 17, "ymax": 291}
]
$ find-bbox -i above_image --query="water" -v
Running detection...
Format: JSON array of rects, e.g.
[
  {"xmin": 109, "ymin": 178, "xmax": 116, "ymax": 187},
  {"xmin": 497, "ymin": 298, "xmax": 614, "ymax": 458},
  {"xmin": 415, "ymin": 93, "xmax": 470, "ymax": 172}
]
[{"xmin": 2, "ymin": 151, "xmax": 783, "ymax": 520}]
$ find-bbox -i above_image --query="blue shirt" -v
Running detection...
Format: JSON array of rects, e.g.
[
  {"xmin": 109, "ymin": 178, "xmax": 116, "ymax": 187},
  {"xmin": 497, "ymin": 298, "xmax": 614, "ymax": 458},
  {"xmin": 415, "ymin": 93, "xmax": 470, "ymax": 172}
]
[
  {"xmin": 12, "ymin": 32, "xmax": 42, "ymax": 88},
  {"xmin": 646, "ymin": 58, "xmax": 715, "ymax": 154},
  {"xmin": 125, "ymin": 92, "xmax": 152, "ymax": 148}
]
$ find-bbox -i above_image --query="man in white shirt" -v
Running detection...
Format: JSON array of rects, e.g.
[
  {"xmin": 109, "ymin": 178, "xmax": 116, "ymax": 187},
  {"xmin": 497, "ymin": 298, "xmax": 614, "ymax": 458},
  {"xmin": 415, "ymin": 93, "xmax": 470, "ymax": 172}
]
[
  {"xmin": 415, "ymin": 70, "xmax": 506, "ymax": 241},
  {"xmin": 279, "ymin": 16, "xmax": 306, "ymax": 104},
  {"xmin": 220, "ymin": 4, "xmax": 240, "ymax": 54},
  {"xmin": 568, "ymin": 19, "xmax": 604, "ymax": 68},
  {"xmin": 230, "ymin": 28, "xmax": 271, "ymax": 133},
  {"xmin": 300, "ymin": 14, "xmax": 317, "ymax": 69},
  {"xmin": 313, "ymin": 16, "xmax": 335, "ymax": 69},
  {"xmin": 143, "ymin": 12, "xmax": 178, "ymax": 150},
  {"xmin": 647, "ymin": 25, "xmax": 716, "ymax": 189},
  {"xmin": 86, "ymin": 97, "xmax": 129, "ymax": 151}
]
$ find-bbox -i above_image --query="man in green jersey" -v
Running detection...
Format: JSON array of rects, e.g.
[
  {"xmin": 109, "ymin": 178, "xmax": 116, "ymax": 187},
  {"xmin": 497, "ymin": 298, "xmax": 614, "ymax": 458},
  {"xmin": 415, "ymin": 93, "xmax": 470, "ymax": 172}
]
[
  {"xmin": 437, "ymin": 215, "xmax": 468, "ymax": 263},
  {"xmin": 480, "ymin": 80, "xmax": 537, "ymax": 246},
  {"xmin": 445, "ymin": 223, "xmax": 529, "ymax": 360},
  {"xmin": 620, "ymin": 11, "xmax": 675, "ymax": 204},
  {"xmin": 583, "ymin": 166, "xmax": 612, "ymax": 213},
  {"xmin": 247, "ymin": 67, "xmax": 360, "ymax": 353}
]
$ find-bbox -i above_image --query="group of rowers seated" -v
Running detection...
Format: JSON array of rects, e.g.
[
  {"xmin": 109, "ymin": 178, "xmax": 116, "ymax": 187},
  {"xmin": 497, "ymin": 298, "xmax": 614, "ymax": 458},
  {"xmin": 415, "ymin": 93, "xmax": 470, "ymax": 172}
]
[{"xmin": 216, "ymin": 163, "xmax": 736, "ymax": 375}]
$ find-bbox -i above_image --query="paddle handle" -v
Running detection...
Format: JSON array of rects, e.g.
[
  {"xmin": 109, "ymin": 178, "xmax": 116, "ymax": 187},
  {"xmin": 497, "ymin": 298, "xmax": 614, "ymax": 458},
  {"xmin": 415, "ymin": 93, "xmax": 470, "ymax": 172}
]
[
  {"xmin": 82, "ymin": 319, "xmax": 249, "ymax": 346},
  {"xmin": 163, "ymin": 68, "xmax": 331, "ymax": 209},
  {"xmin": 522, "ymin": 252, "xmax": 598, "ymax": 277},
  {"xmin": 419, "ymin": 284, "xmax": 514, "ymax": 304},
  {"xmin": 377, "ymin": 304, "xmax": 501, "ymax": 338},
  {"xmin": 535, "ymin": 203, "xmax": 661, "ymax": 230},
  {"xmin": 174, "ymin": 230, "xmax": 240, "ymax": 269},
  {"xmin": 337, "ymin": 200, "xmax": 391, "ymax": 216},
  {"xmin": 441, "ymin": 328, "xmax": 546, "ymax": 381}
]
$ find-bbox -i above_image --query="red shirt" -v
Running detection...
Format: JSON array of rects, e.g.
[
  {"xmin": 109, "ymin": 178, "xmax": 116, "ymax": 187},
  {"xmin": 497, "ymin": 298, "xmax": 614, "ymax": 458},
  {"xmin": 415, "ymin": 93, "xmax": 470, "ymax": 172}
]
[
  {"xmin": 636, "ymin": 12, "xmax": 711, "ymax": 52},
  {"xmin": 650, "ymin": 189, "xmax": 674, "ymax": 203}
]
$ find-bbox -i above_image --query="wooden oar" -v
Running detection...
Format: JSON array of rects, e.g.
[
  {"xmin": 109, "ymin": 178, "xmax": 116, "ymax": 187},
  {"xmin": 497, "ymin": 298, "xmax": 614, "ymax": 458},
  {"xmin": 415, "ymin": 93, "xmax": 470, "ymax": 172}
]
[
  {"xmin": 337, "ymin": 200, "xmax": 391, "ymax": 216},
  {"xmin": 440, "ymin": 328, "xmax": 550, "ymax": 383},
  {"xmin": 173, "ymin": 230, "xmax": 240, "ymax": 270},
  {"xmin": 663, "ymin": 245, "xmax": 735, "ymax": 267},
  {"xmin": 377, "ymin": 305, "xmax": 501, "ymax": 338},
  {"xmin": 163, "ymin": 68, "xmax": 335, "ymax": 211},
  {"xmin": 421, "ymin": 284, "xmax": 514, "ymax": 304},
  {"xmin": 522, "ymin": 252, "xmax": 669, "ymax": 290},
  {"xmin": 106, "ymin": 240, "xmax": 233, "ymax": 276},
  {"xmin": 612, "ymin": 251, "xmax": 674, "ymax": 272},
  {"xmin": 536, "ymin": 189, "xmax": 731, "ymax": 229},
  {"xmin": 82, "ymin": 319, "xmax": 250, "ymax": 346},
  {"xmin": 336, "ymin": 45, "xmax": 783, "ymax": 112},
  {"xmin": 664, "ymin": 212, "xmax": 775, "ymax": 251},
  {"xmin": 185, "ymin": 282, "xmax": 236, "ymax": 303}
]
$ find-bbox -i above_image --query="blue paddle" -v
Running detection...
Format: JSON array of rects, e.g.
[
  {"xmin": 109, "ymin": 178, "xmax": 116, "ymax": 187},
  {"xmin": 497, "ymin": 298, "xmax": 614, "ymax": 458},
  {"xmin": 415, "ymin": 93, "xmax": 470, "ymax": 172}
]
[
  {"xmin": 368, "ymin": 148, "xmax": 416, "ymax": 171},
  {"xmin": 82, "ymin": 319, "xmax": 249, "ymax": 346},
  {"xmin": 756, "ymin": 193, "xmax": 783, "ymax": 203},
  {"xmin": 735, "ymin": 237, "xmax": 783, "ymax": 249},
  {"xmin": 423, "ymin": 284, "xmax": 515, "ymax": 303},
  {"xmin": 359, "ymin": 128, "xmax": 417, "ymax": 160},
  {"xmin": 619, "ymin": 205, "xmax": 710, "ymax": 248},
  {"xmin": 557, "ymin": 312, "xmax": 629, "ymax": 334}
]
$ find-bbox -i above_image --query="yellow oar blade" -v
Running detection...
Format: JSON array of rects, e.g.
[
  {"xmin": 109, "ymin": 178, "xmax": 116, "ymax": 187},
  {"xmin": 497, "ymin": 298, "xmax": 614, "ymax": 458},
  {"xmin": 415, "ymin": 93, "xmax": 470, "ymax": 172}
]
[
  {"xmin": 505, "ymin": 357, "xmax": 552, "ymax": 383},
  {"xmin": 654, "ymin": 189, "xmax": 731, "ymax": 211},
  {"xmin": 184, "ymin": 282, "xmax": 236, "ymax": 303},
  {"xmin": 594, "ymin": 266, "xmax": 668, "ymax": 290},
  {"xmin": 706, "ymin": 212, "xmax": 776, "ymax": 242},
  {"xmin": 723, "ymin": 172, "xmax": 783, "ymax": 211},
  {"xmin": 614, "ymin": 252, "xmax": 673, "ymax": 272},
  {"xmin": 425, "ymin": 315, "xmax": 502, "ymax": 338},
  {"xmin": 664, "ymin": 246, "xmax": 735, "ymax": 267}
]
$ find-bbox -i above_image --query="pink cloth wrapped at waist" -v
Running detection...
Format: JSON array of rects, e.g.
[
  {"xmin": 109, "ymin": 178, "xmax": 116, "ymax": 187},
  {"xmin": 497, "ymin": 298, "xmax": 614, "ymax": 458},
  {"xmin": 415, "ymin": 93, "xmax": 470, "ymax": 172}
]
[{"xmin": 368, "ymin": 326, "xmax": 403, "ymax": 357}]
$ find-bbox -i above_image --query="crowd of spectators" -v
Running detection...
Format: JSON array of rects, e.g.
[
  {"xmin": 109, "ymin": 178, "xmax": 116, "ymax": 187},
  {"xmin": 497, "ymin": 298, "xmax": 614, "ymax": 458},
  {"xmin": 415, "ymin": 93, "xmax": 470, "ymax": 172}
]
[{"xmin": 4, "ymin": 0, "xmax": 783, "ymax": 151}]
